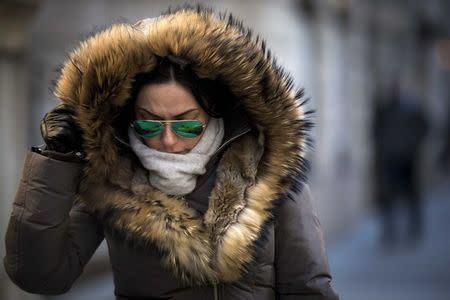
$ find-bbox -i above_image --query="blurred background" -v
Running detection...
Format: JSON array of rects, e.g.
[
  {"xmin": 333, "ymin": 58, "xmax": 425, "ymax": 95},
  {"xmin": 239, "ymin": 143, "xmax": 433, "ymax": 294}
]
[{"xmin": 1, "ymin": 0, "xmax": 449, "ymax": 299}]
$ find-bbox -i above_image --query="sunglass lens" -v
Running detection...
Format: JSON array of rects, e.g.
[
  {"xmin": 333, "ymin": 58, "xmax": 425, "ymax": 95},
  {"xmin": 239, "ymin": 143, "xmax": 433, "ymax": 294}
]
[
  {"xmin": 172, "ymin": 120, "xmax": 204, "ymax": 138},
  {"xmin": 133, "ymin": 120, "xmax": 163, "ymax": 138}
]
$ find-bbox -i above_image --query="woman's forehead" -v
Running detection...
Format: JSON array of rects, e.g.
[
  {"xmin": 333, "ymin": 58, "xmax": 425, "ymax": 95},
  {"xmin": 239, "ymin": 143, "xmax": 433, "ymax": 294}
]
[
  {"xmin": 134, "ymin": 82, "xmax": 205, "ymax": 119},
  {"xmin": 136, "ymin": 83, "xmax": 199, "ymax": 106}
]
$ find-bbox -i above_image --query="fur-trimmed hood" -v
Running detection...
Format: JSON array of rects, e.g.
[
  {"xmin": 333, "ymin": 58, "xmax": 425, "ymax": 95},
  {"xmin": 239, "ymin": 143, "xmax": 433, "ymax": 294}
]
[{"xmin": 54, "ymin": 7, "xmax": 313, "ymax": 285}]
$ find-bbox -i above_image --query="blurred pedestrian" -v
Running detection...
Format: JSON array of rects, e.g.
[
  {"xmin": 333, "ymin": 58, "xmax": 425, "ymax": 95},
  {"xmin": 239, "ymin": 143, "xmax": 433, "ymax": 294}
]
[{"xmin": 373, "ymin": 81, "xmax": 428, "ymax": 247}]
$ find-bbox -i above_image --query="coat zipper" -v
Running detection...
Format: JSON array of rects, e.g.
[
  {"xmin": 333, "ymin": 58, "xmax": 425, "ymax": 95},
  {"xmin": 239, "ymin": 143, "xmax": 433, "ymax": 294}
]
[
  {"xmin": 213, "ymin": 283, "xmax": 219, "ymax": 300},
  {"xmin": 215, "ymin": 128, "xmax": 250, "ymax": 155},
  {"xmin": 206, "ymin": 127, "xmax": 251, "ymax": 166}
]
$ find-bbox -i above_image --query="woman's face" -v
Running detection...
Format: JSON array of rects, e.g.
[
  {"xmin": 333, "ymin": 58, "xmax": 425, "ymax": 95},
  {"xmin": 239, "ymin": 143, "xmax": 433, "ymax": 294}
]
[{"xmin": 134, "ymin": 82, "xmax": 209, "ymax": 154}]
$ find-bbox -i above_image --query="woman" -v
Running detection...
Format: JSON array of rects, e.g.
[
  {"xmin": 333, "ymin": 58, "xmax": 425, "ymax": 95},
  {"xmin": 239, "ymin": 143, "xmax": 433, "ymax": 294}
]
[{"xmin": 4, "ymin": 6, "xmax": 339, "ymax": 300}]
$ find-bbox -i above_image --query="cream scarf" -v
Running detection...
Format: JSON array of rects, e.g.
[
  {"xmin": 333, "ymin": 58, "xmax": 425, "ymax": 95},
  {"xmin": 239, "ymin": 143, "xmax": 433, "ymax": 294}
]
[{"xmin": 128, "ymin": 118, "xmax": 224, "ymax": 195}]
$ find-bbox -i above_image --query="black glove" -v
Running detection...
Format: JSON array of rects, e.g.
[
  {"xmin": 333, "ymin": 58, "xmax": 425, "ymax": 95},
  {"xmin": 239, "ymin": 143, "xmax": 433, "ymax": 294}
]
[{"xmin": 40, "ymin": 103, "xmax": 83, "ymax": 154}]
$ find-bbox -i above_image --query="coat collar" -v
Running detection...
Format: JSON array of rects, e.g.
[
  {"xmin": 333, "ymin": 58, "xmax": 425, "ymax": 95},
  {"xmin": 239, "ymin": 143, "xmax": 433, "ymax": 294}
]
[{"xmin": 55, "ymin": 7, "xmax": 313, "ymax": 284}]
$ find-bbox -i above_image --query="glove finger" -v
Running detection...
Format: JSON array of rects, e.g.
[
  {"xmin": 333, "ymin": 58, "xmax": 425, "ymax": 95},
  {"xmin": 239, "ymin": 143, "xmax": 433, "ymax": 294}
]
[
  {"xmin": 44, "ymin": 111, "xmax": 77, "ymax": 124},
  {"xmin": 51, "ymin": 103, "xmax": 76, "ymax": 115}
]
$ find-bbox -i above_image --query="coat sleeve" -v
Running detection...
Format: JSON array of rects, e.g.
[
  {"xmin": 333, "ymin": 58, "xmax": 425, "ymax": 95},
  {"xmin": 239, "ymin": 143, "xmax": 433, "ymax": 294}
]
[
  {"xmin": 3, "ymin": 150, "xmax": 105, "ymax": 295},
  {"xmin": 274, "ymin": 183, "xmax": 339, "ymax": 300}
]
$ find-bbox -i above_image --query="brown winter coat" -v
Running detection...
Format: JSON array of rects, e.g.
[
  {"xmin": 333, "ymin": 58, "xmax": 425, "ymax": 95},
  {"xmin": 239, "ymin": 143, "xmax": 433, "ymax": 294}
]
[{"xmin": 4, "ymin": 7, "xmax": 339, "ymax": 300}]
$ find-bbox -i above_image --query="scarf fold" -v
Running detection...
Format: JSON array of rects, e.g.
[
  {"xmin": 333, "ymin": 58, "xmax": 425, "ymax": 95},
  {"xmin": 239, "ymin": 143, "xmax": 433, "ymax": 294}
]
[{"xmin": 128, "ymin": 118, "xmax": 224, "ymax": 195}]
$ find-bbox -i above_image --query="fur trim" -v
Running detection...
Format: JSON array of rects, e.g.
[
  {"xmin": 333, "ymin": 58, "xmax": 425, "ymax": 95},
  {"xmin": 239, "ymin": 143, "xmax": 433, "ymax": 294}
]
[{"xmin": 54, "ymin": 6, "xmax": 313, "ymax": 284}]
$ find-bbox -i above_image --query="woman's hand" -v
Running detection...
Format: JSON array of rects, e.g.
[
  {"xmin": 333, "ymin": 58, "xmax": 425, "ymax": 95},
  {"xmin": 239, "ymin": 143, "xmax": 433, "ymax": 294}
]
[{"xmin": 40, "ymin": 103, "xmax": 83, "ymax": 154}]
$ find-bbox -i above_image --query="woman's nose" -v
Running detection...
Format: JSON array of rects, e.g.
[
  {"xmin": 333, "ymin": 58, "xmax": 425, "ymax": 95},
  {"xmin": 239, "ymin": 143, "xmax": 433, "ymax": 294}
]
[{"xmin": 160, "ymin": 123, "xmax": 177, "ymax": 147}]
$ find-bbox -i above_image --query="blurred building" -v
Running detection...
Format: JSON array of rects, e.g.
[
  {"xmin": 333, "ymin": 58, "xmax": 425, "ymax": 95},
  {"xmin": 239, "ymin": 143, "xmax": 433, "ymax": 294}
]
[{"xmin": 1, "ymin": 0, "xmax": 449, "ymax": 299}]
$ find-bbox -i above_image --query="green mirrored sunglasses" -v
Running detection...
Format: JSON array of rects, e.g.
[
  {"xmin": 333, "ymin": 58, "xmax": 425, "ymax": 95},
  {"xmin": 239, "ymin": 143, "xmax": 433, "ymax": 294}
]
[{"xmin": 131, "ymin": 119, "xmax": 206, "ymax": 139}]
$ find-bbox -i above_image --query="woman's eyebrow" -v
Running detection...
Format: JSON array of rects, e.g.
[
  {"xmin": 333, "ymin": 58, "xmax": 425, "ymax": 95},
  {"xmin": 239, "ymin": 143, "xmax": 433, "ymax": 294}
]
[{"xmin": 138, "ymin": 108, "xmax": 199, "ymax": 119}]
